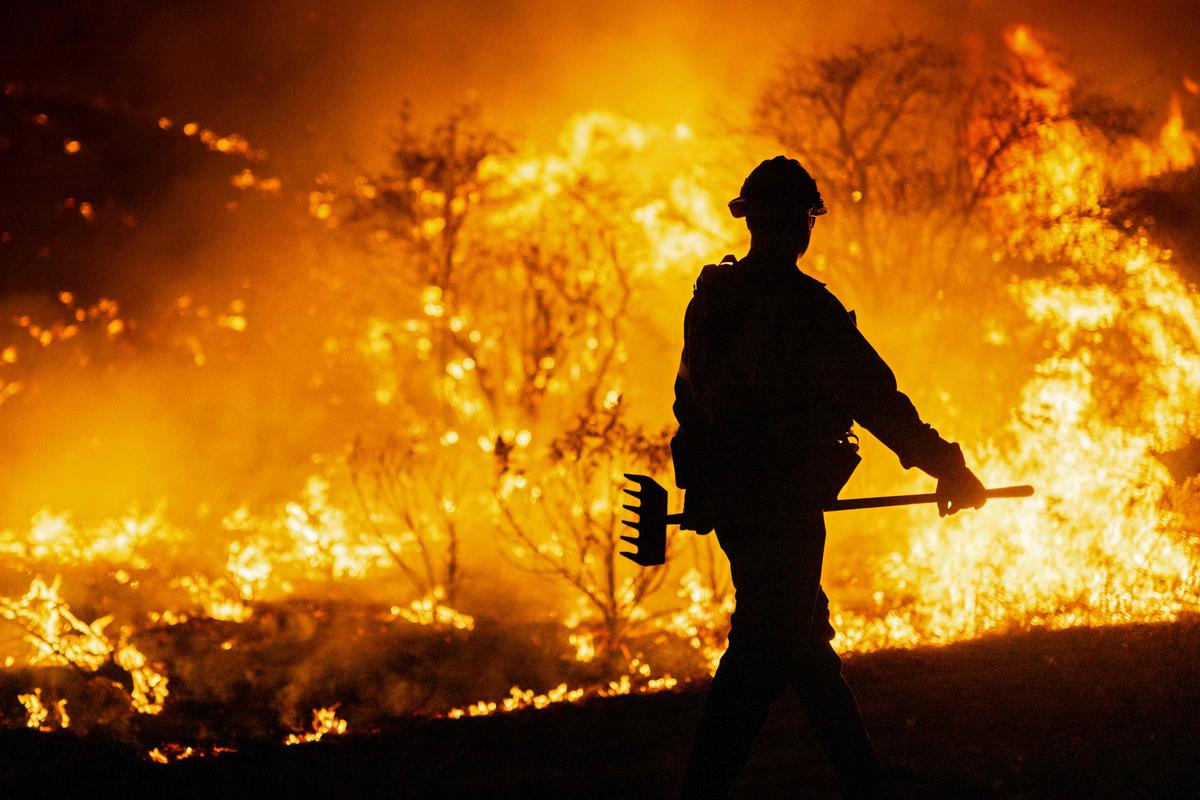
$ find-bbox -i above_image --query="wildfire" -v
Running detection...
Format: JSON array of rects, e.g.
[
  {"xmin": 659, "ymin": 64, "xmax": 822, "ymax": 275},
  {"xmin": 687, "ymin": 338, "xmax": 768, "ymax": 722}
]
[
  {"xmin": 2, "ymin": 576, "xmax": 115, "ymax": 672},
  {"xmin": 830, "ymin": 26, "xmax": 1200, "ymax": 652},
  {"xmin": 658, "ymin": 568, "xmax": 737, "ymax": 674},
  {"xmin": 447, "ymin": 683, "xmax": 588, "ymax": 719},
  {"xmin": 1, "ymin": 21, "xmax": 1198, "ymax": 757}
]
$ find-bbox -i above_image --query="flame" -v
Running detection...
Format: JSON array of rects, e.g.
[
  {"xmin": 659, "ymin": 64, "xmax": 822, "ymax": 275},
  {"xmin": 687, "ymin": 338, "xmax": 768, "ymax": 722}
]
[
  {"xmin": 1125, "ymin": 94, "xmax": 1200, "ymax": 177},
  {"xmin": 443, "ymin": 659, "xmax": 679, "ymax": 720},
  {"xmin": 658, "ymin": 568, "xmax": 735, "ymax": 674},
  {"xmin": 1, "ymin": 576, "xmax": 113, "ymax": 671},
  {"xmin": 284, "ymin": 706, "xmax": 349, "ymax": 745},
  {"xmin": 1, "ymin": 577, "xmax": 169, "ymax": 715},
  {"xmin": 169, "ymin": 118, "xmax": 265, "ymax": 160},
  {"xmin": 1003, "ymin": 25, "xmax": 1074, "ymax": 118},
  {"xmin": 231, "ymin": 169, "xmax": 282, "ymax": 194},
  {"xmin": 17, "ymin": 688, "xmax": 69, "ymax": 730},
  {"xmin": 147, "ymin": 743, "xmax": 237, "ymax": 763},
  {"xmin": 447, "ymin": 684, "xmax": 588, "ymax": 719},
  {"xmin": 391, "ymin": 587, "xmax": 475, "ymax": 630},
  {"xmin": 115, "ymin": 639, "xmax": 170, "ymax": 715}
]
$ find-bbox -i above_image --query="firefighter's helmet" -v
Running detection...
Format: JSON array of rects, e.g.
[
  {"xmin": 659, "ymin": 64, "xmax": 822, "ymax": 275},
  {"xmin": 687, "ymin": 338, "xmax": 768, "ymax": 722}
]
[{"xmin": 728, "ymin": 156, "xmax": 827, "ymax": 219}]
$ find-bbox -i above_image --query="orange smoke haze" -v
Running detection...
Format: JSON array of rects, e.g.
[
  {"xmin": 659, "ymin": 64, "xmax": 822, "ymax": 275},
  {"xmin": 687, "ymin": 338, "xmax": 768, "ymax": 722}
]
[{"xmin": 7, "ymin": 1, "xmax": 1197, "ymax": 167}]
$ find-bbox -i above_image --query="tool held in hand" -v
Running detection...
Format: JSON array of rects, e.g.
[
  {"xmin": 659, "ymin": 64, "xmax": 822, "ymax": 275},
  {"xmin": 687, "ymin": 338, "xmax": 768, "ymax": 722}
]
[{"xmin": 619, "ymin": 474, "xmax": 1034, "ymax": 566}]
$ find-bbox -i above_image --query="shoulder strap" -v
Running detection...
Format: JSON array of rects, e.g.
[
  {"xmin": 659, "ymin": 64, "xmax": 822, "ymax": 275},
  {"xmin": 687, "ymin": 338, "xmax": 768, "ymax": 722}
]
[{"xmin": 693, "ymin": 254, "xmax": 739, "ymax": 294}]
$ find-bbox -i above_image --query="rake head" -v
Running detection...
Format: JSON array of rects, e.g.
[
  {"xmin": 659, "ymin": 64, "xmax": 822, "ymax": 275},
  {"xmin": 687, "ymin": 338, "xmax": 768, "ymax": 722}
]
[{"xmin": 619, "ymin": 473, "xmax": 669, "ymax": 566}]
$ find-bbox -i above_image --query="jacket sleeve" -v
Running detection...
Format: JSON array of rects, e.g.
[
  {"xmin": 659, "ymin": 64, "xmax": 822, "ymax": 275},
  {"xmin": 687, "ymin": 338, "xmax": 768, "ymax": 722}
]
[
  {"xmin": 808, "ymin": 290, "xmax": 966, "ymax": 480},
  {"xmin": 670, "ymin": 297, "xmax": 705, "ymax": 489}
]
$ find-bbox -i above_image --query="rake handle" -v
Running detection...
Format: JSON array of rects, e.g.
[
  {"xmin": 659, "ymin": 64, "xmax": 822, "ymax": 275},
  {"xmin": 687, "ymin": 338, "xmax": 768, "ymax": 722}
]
[
  {"xmin": 826, "ymin": 484, "xmax": 1033, "ymax": 511},
  {"xmin": 663, "ymin": 485, "xmax": 1033, "ymax": 522}
]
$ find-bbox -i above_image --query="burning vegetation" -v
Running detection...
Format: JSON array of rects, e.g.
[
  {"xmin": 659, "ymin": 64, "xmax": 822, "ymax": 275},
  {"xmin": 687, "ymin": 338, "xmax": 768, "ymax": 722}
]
[{"xmin": 0, "ymin": 22, "xmax": 1198, "ymax": 764}]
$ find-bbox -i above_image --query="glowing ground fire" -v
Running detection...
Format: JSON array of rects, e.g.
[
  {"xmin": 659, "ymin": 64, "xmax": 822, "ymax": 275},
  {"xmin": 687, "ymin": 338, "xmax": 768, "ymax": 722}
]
[{"xmin": 0, "ymin": 25, "xmax": 1198, "ymax": 759}]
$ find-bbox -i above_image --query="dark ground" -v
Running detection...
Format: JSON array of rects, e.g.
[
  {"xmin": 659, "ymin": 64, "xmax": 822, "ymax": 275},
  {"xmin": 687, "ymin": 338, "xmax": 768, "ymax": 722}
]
[{"xmin": 2, "ymin": 619, "xmax": 1198, "ymax": 799}]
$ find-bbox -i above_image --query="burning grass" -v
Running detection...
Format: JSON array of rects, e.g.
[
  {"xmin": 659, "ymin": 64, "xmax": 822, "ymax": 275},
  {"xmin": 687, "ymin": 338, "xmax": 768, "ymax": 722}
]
[{"xmin": 4, "ymin": 619, "xmax": 1199, "ymax": 797}]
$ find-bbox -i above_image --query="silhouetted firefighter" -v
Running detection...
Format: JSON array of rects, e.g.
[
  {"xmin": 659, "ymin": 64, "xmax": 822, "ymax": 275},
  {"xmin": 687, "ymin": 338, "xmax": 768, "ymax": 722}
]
[{"xmin": 672, "ymin": 157, "xmax": 988, "ymax": 799}]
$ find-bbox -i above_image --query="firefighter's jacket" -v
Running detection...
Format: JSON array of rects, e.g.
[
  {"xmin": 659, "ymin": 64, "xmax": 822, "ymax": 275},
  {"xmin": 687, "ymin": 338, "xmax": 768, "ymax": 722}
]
[{"xmin": 670, "ymin": 254, "xmax": 965, "ymax": 491}]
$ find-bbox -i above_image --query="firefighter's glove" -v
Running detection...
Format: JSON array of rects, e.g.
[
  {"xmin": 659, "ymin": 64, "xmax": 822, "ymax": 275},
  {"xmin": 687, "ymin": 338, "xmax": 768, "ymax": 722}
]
[
  {"xmin": 680, "ymin": 487, "xmax": 718, "ymax": 536},
  {"xmin": 936, "ymin": 465, "xmax": 987, "ymax": 517}
]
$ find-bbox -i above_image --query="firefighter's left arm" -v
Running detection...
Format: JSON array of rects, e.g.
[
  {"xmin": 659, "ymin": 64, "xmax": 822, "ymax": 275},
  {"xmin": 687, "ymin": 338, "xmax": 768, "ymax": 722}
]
[{"xmin": 806, "ymin": 292, "xmax": 987, "ymax": 515}]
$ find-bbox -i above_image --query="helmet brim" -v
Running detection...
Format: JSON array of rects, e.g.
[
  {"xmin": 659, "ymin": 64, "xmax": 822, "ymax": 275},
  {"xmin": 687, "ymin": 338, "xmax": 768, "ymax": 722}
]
[{"xmin": 728, "ymin": 197, "xmax": 828, "ymax": 219}]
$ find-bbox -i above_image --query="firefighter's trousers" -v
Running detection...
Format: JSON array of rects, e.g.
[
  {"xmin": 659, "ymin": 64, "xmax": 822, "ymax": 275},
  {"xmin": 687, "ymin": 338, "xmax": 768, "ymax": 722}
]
[{"xmin": 681, "ymin": 476, "xmax": 882, "ymax": 799}]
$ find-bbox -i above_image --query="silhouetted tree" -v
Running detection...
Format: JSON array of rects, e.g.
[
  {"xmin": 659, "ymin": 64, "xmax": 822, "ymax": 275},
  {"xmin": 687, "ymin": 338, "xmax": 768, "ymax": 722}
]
[{"xmin": 494, "ymin": 399, "xmax": 673, "ymax": 662}]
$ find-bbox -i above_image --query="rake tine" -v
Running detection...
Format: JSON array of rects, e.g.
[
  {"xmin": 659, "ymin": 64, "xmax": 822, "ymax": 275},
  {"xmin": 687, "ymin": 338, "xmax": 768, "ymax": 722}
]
[{"xmin": 619, "ymin": 473, "xmax": 669, "ymax": 567}]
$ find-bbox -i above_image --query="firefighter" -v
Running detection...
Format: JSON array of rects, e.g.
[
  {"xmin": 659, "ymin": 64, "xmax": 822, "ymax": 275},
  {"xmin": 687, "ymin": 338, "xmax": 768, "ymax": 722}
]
[{"xmin": 673, "ymin": 156, "xmax": 988, "ymax": 799}]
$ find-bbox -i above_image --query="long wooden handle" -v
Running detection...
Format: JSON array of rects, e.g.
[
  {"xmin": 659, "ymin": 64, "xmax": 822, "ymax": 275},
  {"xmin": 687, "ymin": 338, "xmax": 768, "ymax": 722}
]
[
  {"xmin": 826, "ymin": 484, "xmax": 1033, "ymax": 511},
  {"xmin": 663, "ymin": 485, "xmax": 1033, "ymax": 523}
]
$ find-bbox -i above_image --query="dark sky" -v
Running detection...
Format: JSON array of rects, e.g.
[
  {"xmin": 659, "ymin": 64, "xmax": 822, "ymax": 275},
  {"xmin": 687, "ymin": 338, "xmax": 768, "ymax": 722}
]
[{"xmin": 3, "ymin": 0, "xmax": 1197, "ymax": 171}]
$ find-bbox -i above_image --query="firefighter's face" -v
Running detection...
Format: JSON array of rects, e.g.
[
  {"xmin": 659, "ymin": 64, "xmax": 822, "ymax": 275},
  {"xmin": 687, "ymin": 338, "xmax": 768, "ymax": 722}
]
[
  {"xmin": 778, "ymin": 208, "xmax": 815, "ymax": 255},
  {"xmin": 747, "ymin": 204, "xmax": 817, "ymax": 257}
]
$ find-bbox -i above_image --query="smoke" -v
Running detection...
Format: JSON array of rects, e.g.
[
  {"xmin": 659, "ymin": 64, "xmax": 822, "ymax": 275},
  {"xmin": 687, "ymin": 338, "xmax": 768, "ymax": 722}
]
[
  {"xmin": 6, "ymin": 1, "xmax": 1197, "ymax": 171},
  {"xmin": 3, "ymin": 1, "xmax": 1195, "ymax": 302}
]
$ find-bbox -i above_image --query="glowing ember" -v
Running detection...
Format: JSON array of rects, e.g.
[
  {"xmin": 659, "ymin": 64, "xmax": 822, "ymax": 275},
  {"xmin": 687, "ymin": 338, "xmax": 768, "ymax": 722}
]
[{"xmin": 147, "ymin": 743, "xmax": 237, "ymax": 764}]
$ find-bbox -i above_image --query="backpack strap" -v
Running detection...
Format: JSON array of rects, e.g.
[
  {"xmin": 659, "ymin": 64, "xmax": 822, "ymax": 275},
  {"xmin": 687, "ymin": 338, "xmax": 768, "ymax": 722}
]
[{"xmin": 693, "ymin": 254, "xmax": 739, "ymax": 294}]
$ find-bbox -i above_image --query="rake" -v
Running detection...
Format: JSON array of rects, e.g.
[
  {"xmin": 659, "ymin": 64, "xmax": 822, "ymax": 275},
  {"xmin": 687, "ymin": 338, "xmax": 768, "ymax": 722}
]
[{"xmin": 619, "ymin": 473, "xmax": 1034, "ymax": 566}]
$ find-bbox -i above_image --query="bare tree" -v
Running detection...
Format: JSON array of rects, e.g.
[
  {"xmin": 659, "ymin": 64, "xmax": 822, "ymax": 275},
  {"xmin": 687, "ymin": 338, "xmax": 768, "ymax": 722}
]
[
  {"xmin": 337, "ymin": 105, "xmax": 652, "ymax": 620},
  {"xmin": 753, "ymin": 38, "xmax": 966, "ymax": 261},
  {"xmin": 750, "ymin": 35, "xmax": 1119, "ymax": 309},
  {"xmin": 344, "ymin": 100, "xmax": 509, "ymax": 420},
  {"xmin": 494, "ymin": 400, "xmax": 673, "ymax": 662},
  {"xmin": 335, "ymin": 103, "xmax": 507, "ymax": 609},
  {"xmin": 347, "ymin": 433, "xmax": 467, "ymax": 604}
]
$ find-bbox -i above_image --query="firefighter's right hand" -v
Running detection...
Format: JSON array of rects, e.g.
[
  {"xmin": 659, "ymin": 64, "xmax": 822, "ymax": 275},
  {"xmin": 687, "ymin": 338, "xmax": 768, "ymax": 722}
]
[
  {"xmin": 936, "ymin": 465, "xmax": 988, "ymax": 517},
  {"xmin": 680, "ymin": 488, "xmax": 717, "ymax": 536}
]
